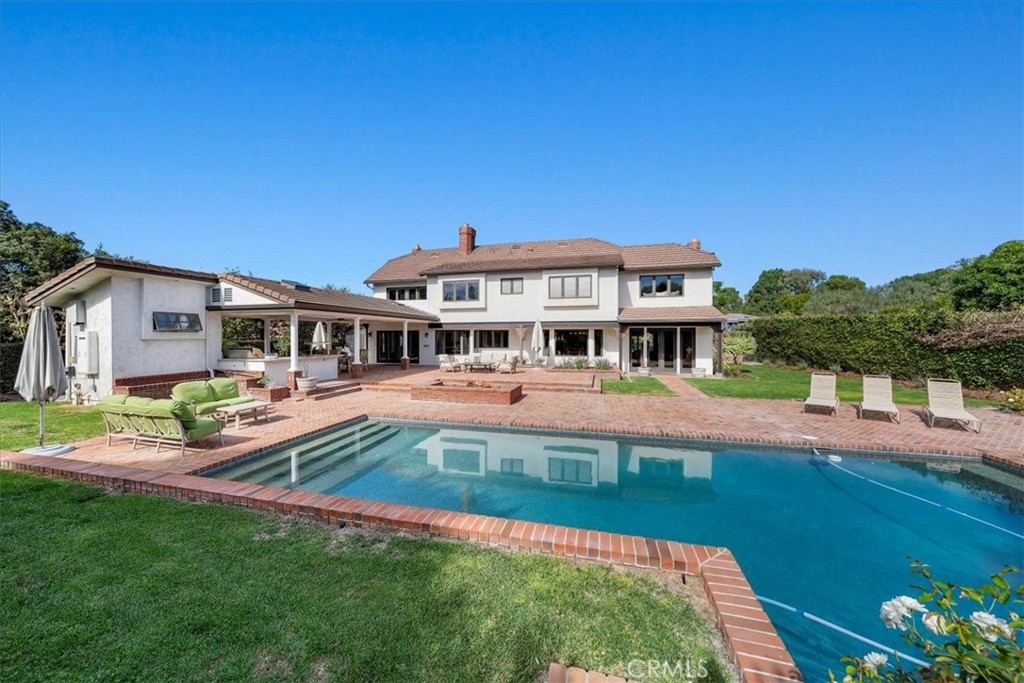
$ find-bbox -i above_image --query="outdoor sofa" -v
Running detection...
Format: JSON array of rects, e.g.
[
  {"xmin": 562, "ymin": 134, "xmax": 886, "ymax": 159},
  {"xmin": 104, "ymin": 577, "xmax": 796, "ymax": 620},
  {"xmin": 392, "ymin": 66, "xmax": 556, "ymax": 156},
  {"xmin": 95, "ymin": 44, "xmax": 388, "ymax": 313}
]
[
  {"xmin": 171, "ymin": 378, "xmax": 255, "ymax": 415},
  {"xmin": 97, "ymin": 395, "xmax": 224, "ymax": 455}
]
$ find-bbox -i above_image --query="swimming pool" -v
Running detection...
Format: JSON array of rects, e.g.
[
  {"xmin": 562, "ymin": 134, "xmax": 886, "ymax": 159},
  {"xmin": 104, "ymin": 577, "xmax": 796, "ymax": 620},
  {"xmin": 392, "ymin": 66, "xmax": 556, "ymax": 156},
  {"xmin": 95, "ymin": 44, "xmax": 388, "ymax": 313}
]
[{"xmin": 207, "ymin": 418, "xmax": 1023, "ymax": 680}]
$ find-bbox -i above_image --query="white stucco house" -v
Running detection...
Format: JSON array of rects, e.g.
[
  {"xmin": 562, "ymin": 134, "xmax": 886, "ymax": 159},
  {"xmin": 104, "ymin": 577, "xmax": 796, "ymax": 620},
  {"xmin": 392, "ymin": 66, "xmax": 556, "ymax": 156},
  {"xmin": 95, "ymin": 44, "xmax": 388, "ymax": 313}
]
[
  {"xmin": 24, "ymin": 223, "xmax": 724, "ymax": 401},
  {"xmin": 365, "ymin": 224, "xmax": 726, "ymax": 374}
]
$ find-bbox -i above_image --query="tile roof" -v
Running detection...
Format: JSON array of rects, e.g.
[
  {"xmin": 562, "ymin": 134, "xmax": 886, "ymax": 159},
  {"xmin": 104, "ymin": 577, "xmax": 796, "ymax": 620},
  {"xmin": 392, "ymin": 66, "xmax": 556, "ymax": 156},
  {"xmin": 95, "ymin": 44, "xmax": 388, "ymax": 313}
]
[
  {"xmin": 617, "ymin": 306, "xmax": 726, "ymax": 323},
  {"xmin": 365, "ymin": 238, "xmax": 623, "ymax": 283},
  {"xmin": 620, "ymin": 243, "xmax": 721, "ymax": 269},
  {"xmin": 219, "ymin": 273, "xmax": 438, "ymax": 321},
  {"xmin": 25, "ymin": 256, "xmax": 218, "ymax": 306},
  {"xmin": 365, "ymin": 236, "xmax": 720, "ymax": 283}
]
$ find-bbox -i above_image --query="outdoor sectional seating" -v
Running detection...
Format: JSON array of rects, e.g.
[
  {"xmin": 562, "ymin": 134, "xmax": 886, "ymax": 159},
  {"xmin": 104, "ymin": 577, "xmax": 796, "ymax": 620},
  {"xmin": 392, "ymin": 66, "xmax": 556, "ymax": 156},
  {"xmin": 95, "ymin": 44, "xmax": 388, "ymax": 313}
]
[
  {"xmin": 171, "ymin": 378, "xmax": 255, "ymax": 415},
  {"xmin": 97, "ymin": 395, "xmax": 224, "ymax": 455}
]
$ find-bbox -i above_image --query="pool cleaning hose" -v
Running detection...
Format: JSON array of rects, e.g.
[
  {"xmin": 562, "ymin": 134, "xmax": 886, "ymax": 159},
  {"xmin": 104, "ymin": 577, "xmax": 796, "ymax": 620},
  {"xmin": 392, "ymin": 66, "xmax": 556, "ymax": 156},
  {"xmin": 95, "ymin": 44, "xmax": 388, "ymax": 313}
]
[
  {"xmin": 811, "ymin": 450, "xmax": 1023, "ymax": 540},
  {"xmin": 757, "ymin": 595, "xmax": 930, "ymax": 668}
]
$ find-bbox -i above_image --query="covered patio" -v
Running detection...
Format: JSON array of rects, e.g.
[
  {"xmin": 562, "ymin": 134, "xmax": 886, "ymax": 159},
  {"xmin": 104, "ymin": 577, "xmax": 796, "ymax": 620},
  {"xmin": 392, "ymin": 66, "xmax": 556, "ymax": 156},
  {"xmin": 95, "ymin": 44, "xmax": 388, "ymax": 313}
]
[
  {"xmin": 208, "ymin": 274, "xmax": 437, "ymax": 388},
  {"xmin": 617, "ymin": 306, "xmax": 726, "ymax": 376}
]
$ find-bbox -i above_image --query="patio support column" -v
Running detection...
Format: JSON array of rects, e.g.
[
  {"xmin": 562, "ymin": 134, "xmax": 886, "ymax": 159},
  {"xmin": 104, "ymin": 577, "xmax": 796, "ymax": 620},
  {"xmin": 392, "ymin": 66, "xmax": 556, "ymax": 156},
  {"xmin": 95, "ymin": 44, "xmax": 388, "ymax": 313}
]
[
  {"xmin": 676, "ymin": 327, "xmax": 681, "ymax": 374},
  {"xmin": 549, "ymin": 330, "xmax": 556, "ymax": 358},
  {"xmin": 262, "ymin": 318, "xmax": 271, "ymax": 355},
  {"xmin": 641, "ymin": 327, "xmax": 649, "ymax": 372},
  {"xmin": 286, "ymin": 312, "xmax": 301, "ymax": 390},
  {"xmin": 400, "ymin": 321, "xmax": 410, "ymax": 369},
  {"xmin": 469, "ymin": 329, "xmax": 475, "ymax": 354},
  {"xmin": 351, "ymin": 317, "xmax": 364, "ymax": 378},
  {"xmin": 620, "ymin": 328, "xmax": 627, "ymax": 374},
  {"xmin": 715, "ymin": 326, "xmax": 724, "ymax": 376},
  {"xmin": 326, "ymin": 322, "xmax": 333, "ymax": 354},
  {"xmin": 587, "ymin": 328, "xmax": 595, "ymax": 361}
]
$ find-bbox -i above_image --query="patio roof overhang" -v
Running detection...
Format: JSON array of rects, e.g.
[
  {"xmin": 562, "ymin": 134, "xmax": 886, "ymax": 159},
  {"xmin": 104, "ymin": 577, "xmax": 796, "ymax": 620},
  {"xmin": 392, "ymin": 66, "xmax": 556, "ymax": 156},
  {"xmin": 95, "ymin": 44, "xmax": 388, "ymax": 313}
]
[
  {"xmin": 206, "ymin": 303, "xmax": 438, "ymax": 324},
  {"xmin": 617, "ymin": 306, "xmax": 726, "ymax": 327}
]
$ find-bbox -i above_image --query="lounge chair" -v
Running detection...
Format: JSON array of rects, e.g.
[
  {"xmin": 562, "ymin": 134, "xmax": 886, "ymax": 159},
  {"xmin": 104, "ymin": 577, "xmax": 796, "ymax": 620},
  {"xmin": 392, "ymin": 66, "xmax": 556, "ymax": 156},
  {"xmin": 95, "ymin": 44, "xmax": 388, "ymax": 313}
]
[
  {"xmin": 803, "ymin": 372, "xmax": 839, "ymax": 416},
  {"xmin": 925, "ymin": 379, "xmax": 981, "ymax": 433},
  {"xmin": 859, "ymin": 375, "xmax": 901, "ymax": 423},
  {"xmin": 495, "ymin": 357, "xmax": 518, "ymax": 374},
  {"xmin": 438, "ymin": 354, "xmax": 460, "ymax": 372}
]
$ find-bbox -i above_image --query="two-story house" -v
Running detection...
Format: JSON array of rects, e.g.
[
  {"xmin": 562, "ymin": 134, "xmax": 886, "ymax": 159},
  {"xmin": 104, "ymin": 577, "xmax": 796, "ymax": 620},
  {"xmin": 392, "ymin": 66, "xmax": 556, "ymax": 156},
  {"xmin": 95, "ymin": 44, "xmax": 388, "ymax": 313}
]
[{"xmin": 365, "ymin": 224, "xmax": 725, "ymax": 375}]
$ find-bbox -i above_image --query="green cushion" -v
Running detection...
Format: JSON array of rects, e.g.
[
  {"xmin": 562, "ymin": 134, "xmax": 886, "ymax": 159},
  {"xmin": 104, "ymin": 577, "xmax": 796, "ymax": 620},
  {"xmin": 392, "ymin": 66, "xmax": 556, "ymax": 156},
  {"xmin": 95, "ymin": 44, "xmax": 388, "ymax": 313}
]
[
  {"xmin": 184, "ymin": 419, "xmax": 222, "ymax": 441},
  {"xmin": 193, "ymin": 400, "xmax": 230, "ymax": 415},
  {"xmin": 207, "ymin": 378, "xmax": 240, "ymax": 401},
  {"xmin": 172, "ymin": 381, "xmax": 216, "ymax": 405},
  {"xmin": 220, "ymin": 396, "xmax": 254, "ymax": 407}
]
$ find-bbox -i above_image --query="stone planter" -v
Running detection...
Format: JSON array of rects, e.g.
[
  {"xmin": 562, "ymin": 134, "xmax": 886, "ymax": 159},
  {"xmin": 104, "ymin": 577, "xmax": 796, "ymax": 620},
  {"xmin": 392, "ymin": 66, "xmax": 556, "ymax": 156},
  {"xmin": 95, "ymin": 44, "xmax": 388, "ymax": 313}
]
[
  {"xmin": 691, "ymin": 368, "xmax": 706, "ymax": 378},
  {"xmin": 638, "ymin": 366, "xmax": 651, "ymax": 376},
  {"xmin": 296, "ymin": 376, "xmax": 318, "ymax": 391}
]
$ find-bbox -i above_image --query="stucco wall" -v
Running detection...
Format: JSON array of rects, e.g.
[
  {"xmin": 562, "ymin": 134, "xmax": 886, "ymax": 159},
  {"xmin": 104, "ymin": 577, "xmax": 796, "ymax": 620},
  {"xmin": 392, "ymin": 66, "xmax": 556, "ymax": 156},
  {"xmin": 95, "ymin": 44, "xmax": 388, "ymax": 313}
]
[
  {"xmin": 618, "ymin": 268, "xmax": 714, "ymax": 308},
  {"xmin": 66, "ymin": 279, "xmax": 114, "ymax": 400},
  {"xmin": 110, "ymin": 276, "xmax": 211, "ymax": 380}
]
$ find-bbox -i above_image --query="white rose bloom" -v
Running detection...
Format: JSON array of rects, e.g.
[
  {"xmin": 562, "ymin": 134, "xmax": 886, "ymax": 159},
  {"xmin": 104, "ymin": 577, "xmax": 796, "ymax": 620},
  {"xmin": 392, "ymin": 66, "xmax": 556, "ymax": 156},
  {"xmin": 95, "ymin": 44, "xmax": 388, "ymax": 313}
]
[
  {"xmin": 862, "ymin": 652, "xmax": 889, "ymax": 673},
  {"xmin": 922, "ymin": 611, "xmax": 949, "ymax": 635},
  {"xmin": 971, "ymin": 611, "xmax": 1013, "ymax": 642},
  {"xmin": 880, "ymin": 596, "xmax": 926, "ymax": 630}
]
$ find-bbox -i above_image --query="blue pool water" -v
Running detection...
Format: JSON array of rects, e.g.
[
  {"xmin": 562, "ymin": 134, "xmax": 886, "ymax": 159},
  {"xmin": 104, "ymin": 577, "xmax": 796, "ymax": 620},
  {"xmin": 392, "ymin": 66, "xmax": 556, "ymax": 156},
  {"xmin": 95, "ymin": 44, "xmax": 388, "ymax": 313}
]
[{"xmin": 208, "ymin": 419, "xmax": 1024, "ymax": 679}]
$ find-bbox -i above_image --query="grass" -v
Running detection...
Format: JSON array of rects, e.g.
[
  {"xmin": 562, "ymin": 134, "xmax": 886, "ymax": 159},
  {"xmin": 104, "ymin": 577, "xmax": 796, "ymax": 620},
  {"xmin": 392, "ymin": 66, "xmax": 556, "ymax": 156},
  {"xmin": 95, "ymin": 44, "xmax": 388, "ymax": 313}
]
[
  {"xmin": 0, "ymin": 401, "xmax": 105, "ymax": 451},
  {"xmin": 686, "ymin": 364, "xmax": 1000, "ymax": 407},
  {"xmin": 602, "ymin": 376, "xmax": 676, "ymax": 396},
  {"xmin": 0, "ymin": 471, "xmax": 729, "ymax": 683}
]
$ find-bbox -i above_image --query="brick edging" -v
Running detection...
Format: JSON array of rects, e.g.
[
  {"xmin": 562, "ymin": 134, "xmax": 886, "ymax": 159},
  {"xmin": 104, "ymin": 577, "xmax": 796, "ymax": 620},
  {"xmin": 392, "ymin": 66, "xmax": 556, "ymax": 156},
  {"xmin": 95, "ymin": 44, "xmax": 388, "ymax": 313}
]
[{"xmin": 0, "ymin": 452, "xmax": 802, "ymax": 683}]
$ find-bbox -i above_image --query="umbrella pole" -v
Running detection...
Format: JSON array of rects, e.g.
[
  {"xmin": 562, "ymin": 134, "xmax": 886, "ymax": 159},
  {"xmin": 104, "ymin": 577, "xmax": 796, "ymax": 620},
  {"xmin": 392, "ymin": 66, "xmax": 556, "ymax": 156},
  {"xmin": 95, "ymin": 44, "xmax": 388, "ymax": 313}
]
[{"xmin": 38, "ymin": 401, "xmax": 45, "ymax": 448}]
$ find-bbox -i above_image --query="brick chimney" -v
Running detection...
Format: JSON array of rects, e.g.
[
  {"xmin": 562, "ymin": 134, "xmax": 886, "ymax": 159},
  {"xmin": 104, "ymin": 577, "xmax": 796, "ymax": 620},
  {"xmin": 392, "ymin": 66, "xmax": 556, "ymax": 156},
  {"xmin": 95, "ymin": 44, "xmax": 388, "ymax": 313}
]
[
  {"xmin": 688, "ymin": 237, "xmax": 701, "ymax": 250},
  {"xmin": 458, "ymin": 223, "xmax": 476, "ymax": 255}
]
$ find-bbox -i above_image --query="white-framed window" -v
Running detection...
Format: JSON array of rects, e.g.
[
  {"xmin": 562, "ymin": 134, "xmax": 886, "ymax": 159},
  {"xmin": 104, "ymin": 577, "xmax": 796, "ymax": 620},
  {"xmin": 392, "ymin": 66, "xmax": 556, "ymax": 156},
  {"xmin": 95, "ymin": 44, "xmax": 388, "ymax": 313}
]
[
  {"xmin": 640, "ymin": 274, "xmax": 684, "ymax": 297},
  {"xmin": 153, "ymin": 312, "xmax": 203, "ymax": 332},
  {"xmin": 500, "ymin": 277, "xmax": 523, "ymax": 295},
  {"xmin": 548, "ymin": 274, "xmax": 592, "ymax": 299},
  {"xmin": 442, "ymin": 279, "xmax": 480, "ymax": 302}
]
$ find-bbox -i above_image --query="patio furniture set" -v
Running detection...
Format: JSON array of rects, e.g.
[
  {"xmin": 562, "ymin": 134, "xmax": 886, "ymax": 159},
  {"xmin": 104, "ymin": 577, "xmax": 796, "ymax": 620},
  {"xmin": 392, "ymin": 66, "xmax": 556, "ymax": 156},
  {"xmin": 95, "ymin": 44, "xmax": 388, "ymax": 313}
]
[
  {"xmin": 438, "ymin": 354, "xmax": 519, "ymax": 374},
  {"xmin": 97, "ymin": 378, "xmax": 274, "ymax": 455},
  {"xmin": 803, "ymin": 373, "xmax": 982, "ymax": 432}
]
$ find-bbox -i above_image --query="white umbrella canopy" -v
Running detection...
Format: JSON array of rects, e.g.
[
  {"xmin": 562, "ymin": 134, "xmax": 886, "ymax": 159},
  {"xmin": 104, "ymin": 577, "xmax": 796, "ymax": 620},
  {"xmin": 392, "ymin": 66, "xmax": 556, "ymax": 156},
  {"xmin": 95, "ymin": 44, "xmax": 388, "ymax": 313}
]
[
  {"xmin": 14, "ymin": 306, "xmax": 74, "ymax": 455},
  {"xmin": 311, "ymin": 321, "xmax": 329, "ymax": 353},
  {"xmin": 530, "ymin": 320, "xmax": 545, "ymax": 362}
]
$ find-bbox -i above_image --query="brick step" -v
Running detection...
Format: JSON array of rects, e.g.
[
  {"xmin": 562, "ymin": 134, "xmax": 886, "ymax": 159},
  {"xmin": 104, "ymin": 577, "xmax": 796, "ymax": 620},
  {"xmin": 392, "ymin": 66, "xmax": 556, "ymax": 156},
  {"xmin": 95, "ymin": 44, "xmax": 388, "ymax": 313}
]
[
  {"xmin": 309, "ymin": 385, "xmax": 362, "ymax": 401},
  {"xmin": 292, "ymin": 380, "xmax": 362, "ymax": 401}
]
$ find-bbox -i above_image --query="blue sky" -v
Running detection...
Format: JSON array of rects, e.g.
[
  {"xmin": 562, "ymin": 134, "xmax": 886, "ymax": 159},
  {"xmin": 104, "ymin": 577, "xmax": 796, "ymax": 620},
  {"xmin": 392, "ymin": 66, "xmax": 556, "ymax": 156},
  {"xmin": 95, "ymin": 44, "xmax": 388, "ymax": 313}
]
[{"xmin": 2, "ymin": 2, "xmax": 1020, "ymax": 294}]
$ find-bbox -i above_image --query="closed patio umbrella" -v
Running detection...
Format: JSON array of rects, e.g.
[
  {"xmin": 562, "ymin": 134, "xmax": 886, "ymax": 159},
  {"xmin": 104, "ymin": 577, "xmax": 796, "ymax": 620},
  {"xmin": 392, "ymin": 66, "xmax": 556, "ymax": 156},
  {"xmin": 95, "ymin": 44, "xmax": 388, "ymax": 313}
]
[
  {"xmin": 530, "ymin": 320, "xmax": 545, "ymax": 365},
  {"xmin": 14, "ymin": 306, "xmax": 74, "ymax": 455},
  {"xmin": 311, "ymin": 321, "xmax": 329, "ymax": 353}
]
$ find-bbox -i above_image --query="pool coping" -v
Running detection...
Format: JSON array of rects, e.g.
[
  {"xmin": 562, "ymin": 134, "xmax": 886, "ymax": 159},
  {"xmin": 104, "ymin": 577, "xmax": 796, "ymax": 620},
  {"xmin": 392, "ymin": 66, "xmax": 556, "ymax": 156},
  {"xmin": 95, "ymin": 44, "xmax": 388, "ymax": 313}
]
[{"xmin": 1, "ymin": 451, "xmax": 803, "ymax": 683}]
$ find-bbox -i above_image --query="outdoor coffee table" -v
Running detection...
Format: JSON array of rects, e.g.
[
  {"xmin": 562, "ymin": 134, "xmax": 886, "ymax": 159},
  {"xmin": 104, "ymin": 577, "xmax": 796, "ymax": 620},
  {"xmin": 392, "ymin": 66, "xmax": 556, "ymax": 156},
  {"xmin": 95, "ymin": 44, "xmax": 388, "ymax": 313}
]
[
  {"xmin": 215, "ymin": 400, "xmax": 272, "ymax": 429},
  {"xmin": 467, "ymin": 361, "xmax": 495, "ymax": 372}
]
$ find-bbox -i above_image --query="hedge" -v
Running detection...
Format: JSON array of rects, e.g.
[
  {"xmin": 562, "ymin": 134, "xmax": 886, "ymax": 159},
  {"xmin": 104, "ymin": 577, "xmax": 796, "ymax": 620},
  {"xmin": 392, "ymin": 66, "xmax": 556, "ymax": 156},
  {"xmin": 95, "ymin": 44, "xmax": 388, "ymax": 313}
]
[
  {"xmin": 749, "ymin": 310, "xmax": 1024, "ymax": 390},
  {"xmin": 1, "ymin": 342, "xmax": 22, "ymax": 394}
]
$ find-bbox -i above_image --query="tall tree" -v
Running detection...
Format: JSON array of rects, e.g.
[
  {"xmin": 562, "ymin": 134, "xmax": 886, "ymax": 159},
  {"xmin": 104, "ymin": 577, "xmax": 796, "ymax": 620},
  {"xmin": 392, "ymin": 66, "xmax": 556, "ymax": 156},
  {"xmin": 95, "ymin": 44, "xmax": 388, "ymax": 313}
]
[
  {"xmin": 712, "ymin": 282, "xmax": 743, "ymax": 313},
  {"xmin": 951, "ymin": 240, "xmax": 1024, "ymax": 311},
  {"xmin": 819, "ymin": 274, "xmax": 866, "ymax": 292},
  {"xmin": 744, "ymin": 268, "xmax": 825, "ymax": 315},
  {"xmin": 0, "ymin": 201, "xmax": 88, "ymax": 342}
]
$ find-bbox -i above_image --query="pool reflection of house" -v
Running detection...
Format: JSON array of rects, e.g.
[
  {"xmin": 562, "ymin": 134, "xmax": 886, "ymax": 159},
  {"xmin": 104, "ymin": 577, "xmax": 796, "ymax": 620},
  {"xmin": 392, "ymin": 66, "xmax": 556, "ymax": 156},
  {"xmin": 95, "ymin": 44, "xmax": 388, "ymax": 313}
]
[{"xmin": 413, "ymin": 429, "xmax": 716, "ymax": 502}]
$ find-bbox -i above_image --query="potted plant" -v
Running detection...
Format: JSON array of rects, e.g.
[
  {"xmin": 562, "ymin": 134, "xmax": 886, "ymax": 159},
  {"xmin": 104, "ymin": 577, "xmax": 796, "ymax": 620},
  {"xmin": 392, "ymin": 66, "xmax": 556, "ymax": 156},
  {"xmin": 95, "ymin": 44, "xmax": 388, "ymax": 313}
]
[
  {"xmin": 296, "ymin": 371, "xmax": 318, "ymax": 391},
  {"xmin": 255, "ymin": 373, "xmax": 273, "ymax": 388}
]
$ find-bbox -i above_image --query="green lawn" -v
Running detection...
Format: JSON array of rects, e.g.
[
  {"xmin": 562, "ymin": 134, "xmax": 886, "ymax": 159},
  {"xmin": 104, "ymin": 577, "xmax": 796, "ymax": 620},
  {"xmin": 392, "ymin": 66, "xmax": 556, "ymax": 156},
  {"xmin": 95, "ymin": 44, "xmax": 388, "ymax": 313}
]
[
  {"xmin": 0, "ymin": 401, "xmax": 105, "ymax": 451},
  {"xmin": 602, "ymin": 376, "xmax": 676, "ymax": 396},
  {"xmin": 686, "ymin": 364, "xmax": 999, "ymax": 407},
  {"xmin": 0, "ymin": 471, "xmax": 728, "ymax": 683}
]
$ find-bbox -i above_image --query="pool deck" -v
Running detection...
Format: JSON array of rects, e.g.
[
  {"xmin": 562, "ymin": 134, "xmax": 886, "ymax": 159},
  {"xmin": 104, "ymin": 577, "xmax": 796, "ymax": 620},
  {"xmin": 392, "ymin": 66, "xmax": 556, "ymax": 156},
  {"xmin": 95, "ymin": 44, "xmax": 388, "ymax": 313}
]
[{"xmin": 3, "ymin": 375, "xmax": 1022, "ymax": 683}]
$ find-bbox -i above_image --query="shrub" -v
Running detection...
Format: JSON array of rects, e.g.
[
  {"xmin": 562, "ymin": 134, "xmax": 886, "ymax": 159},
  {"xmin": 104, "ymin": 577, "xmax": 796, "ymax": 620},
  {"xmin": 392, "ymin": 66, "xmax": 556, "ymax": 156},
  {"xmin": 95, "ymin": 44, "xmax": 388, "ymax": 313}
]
[
  {"xmin": 0, "ymin": 342, "xmax": 21, "ymax": 394},
  {"xmin": 832, "ymin": 562, "xmax": 1022, "ymax": 683},
  {"xmin": 592, "ymin": 358, "xmax": 616, "ymax": 370},
  {"xmin": 1004, "ymin": 388, "xmax": 1024, "ymax": 413},
  {"xmin": 750, "ymin": 310, "xmax": 1024, "ymax": 389},
  {"xmin": 722, "ymin": 332, "xmax": 756, "ymax": 364},
  {"xmin": 723, "ymin": 364, "xmax": 747, "ymax": 377}
]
